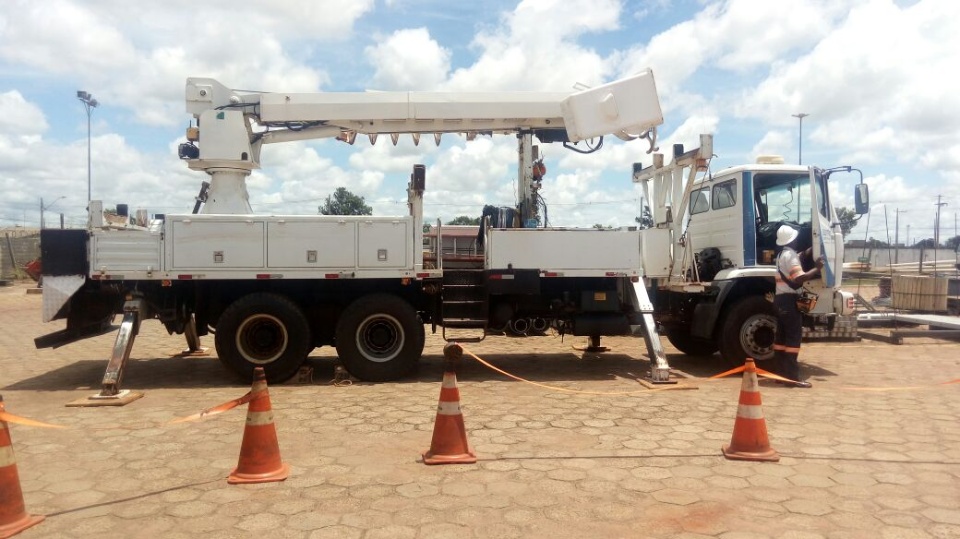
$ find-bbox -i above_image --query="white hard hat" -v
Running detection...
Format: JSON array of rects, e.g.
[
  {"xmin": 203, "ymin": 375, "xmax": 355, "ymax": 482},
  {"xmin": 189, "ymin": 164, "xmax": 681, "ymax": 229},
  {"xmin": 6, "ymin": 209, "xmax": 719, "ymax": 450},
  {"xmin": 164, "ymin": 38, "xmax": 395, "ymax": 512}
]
[{"xmin": 776, "ymin": 225, "xmax": 799, "ymax": 246}]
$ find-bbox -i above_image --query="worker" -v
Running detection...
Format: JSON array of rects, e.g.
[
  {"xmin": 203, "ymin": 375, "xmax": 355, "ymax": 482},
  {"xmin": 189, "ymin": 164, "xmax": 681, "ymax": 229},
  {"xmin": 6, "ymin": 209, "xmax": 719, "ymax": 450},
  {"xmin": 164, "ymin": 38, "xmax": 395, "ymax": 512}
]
[{"xmin": 773, "ymin": 225, "xmax": 823, "ymax": 388}]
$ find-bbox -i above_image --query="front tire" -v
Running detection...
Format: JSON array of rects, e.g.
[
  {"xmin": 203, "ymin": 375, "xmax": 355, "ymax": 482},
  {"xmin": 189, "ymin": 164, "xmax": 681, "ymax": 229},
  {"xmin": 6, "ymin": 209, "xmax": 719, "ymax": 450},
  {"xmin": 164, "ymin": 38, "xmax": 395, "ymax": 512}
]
[
  {"xmin": 335, "ymin": 294, "xmax": 423, "ymax": 382},
  {"xmin": 215, "ymin": 293, "xmax": 311, "ymax": 384},
  {"xmin": 718, "ymin": 295, "xmax": 778, "ymax": 366},
  {"xmin": 666, "ymin": 327, "xmax": 719, "ymax": 356}
]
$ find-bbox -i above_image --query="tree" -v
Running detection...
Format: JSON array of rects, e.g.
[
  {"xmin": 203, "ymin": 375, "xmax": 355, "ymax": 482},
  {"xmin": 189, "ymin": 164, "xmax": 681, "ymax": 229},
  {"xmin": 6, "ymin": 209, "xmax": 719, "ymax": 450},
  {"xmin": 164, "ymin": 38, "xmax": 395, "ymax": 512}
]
[
  {"xmin": 836, "ymin": 206, "xmax": 859, "ymax": 238},
  {"xmin": 319, "ymin": 187, "xmax": 372, "ymax": 216},
  {"xmin": 592, "ymin": 223, "xmax": 614, "ymax": 229},
  {"xmin": 945, "ymin": 235, "xmax": 960, "ymax": 251},
  {"xmin": 865, "ymin": 237, "xmax": 890, "ymax": 248},
  {"xmin": 446, "ymin": 215, "xmax": 480, "ymax": 226}
]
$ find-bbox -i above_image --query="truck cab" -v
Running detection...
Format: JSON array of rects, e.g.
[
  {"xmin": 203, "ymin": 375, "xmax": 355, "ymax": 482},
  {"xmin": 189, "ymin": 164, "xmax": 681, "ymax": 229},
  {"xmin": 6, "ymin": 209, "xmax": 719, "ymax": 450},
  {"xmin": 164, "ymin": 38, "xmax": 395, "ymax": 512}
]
[{"xmin": 635, "ymin": 140, "xmax": 865, "ymax": 365}]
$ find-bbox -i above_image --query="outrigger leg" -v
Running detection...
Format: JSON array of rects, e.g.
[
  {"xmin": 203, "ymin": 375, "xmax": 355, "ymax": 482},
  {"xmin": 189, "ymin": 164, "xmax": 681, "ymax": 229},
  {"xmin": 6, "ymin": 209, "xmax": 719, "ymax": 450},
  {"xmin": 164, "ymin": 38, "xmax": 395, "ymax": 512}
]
[
  {"xmin": 631, "ymin": 282, "xmax": 675, "ymax": 384},
  {"xmin": 66, "ymin": 297, "xmax": 146, "ymax": 407},
  {"xmin": 175, "ymin": 314, "xmax": 210, "ymax": 357},
  {"xmin": 584, "ymin": 336, "xmax": 609, "ymax": 353}
]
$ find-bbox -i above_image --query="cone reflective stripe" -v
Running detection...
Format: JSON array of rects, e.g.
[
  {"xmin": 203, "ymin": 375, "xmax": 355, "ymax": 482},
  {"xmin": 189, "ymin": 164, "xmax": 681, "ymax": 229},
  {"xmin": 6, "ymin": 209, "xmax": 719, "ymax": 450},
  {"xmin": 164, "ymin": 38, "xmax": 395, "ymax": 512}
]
[
  {"xmin": 0, "ymin": 398, "xmax": 45, "ymax": 538},
  {"xmin": 423, "ymin": 370, "xmax": 477, "ymax": 465},
  {"xmin": 228, "ymin": 368, "xmax": 290, "ymax": 484},
  {"xmin": 722, "ymin": 359, "xmax": 779, "ymax": 462}
]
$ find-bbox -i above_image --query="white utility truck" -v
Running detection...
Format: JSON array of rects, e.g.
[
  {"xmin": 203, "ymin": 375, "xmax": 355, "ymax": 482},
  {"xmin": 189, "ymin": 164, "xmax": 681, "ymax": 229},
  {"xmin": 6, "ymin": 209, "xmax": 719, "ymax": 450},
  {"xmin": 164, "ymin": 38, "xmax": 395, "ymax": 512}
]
[
  {"xmin": 633, "ymin": 136, "xmax": 869, "ymax": 365},
  {"xmin": 35, "ymin": 72, "xmax": 868, "ymax": 396},
  {"xmin": 37, "ymin": 71, "xmax": 676, "ymax": 395}
]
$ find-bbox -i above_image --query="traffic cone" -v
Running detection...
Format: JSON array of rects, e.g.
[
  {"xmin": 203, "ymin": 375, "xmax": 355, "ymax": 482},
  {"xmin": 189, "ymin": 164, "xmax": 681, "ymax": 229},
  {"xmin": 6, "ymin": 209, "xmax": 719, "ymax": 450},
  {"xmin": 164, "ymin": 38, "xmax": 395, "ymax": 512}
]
[
  {"xmin": 422, "ymin": 345, "xmax": 476, "ymax": 465},
  {"xmin": 228, "ymin": 368, "xmax": 290, "ymax": 484},
  {"xmin": 722, "ymin": 358, "xmax": 780, "ymax": 462},
  {"xmin": 0, "ymin": 397, "xmax": 45, "ymax": 538}
]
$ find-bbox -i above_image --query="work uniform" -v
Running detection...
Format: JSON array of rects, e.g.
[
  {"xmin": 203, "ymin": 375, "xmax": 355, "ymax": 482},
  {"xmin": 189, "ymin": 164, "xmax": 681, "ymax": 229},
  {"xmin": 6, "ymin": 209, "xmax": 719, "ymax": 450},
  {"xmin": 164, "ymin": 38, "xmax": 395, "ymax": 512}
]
[{"xmin": 773, "ymin": 247, "xmax": 804, "ymax": 382}]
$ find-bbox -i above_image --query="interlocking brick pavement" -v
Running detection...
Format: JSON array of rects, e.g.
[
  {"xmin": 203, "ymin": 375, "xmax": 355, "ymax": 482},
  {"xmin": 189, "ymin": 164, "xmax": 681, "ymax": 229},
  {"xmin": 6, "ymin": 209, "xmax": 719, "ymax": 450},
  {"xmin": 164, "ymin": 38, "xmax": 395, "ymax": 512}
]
[{"xmin": 1, "ymin": 282, "xmax": 958, "ymax": 538}]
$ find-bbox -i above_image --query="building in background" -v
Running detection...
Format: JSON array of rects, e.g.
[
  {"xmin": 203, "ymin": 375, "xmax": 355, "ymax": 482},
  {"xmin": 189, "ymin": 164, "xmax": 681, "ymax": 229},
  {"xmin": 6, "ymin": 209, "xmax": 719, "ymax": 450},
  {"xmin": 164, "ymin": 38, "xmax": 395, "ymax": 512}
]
[{"xmin": 423, "ymin": 225, "xmax": 483, "ymax": 269}]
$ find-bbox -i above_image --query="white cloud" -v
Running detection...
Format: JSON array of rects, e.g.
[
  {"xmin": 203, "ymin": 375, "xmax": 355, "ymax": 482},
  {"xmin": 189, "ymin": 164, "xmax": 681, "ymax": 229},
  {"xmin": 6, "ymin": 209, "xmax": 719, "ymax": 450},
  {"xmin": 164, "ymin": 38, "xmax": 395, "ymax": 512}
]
[
  {"xmin": 365, "ymin": 28, "xmax": 451, "ymax": 90},
  {"xmin": 428, "ymin": 137, "xmax": 516, "ymax": 198},
  {"xmin": 741, "ymin": 0, "xmax": 960, "ymax": 173},
  {"xmin": 444, "ymin": 0, "xmax": 621, "ymax": 91},
  {"xmin": 0, "ymin": 91, "xmax": 48, "ymax": 136},
  {"xmin": 0, "ymin": 1, "xmax": 373, "ymax": 127},
  {"xmin": 251, "ymin": 141, "xmax": 387, "ymax": 215}
]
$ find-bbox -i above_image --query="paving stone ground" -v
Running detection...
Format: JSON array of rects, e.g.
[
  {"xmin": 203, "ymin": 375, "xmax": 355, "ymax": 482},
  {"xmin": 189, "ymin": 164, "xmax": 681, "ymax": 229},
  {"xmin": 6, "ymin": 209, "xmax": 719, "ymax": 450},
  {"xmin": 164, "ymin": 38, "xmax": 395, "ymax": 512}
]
[{"xmin": 1, "ymin": 282, "xmax": 958, "ymax": 539}]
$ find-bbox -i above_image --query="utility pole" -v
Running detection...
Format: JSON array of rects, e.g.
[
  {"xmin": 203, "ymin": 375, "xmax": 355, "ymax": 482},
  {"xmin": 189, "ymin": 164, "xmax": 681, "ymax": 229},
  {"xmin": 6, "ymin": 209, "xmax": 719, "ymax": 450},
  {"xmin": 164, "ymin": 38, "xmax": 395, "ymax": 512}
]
[
  {"xmin": 934, "ymin": 195, "xmax": 947, "ymax": 248},
  {"xmin": 906, "ymin": 224, "xmax": 911, "ymax": 248},
  {"xmin": 792, "ymin": 113, "xmax": 809, "ymax": 165},
  {"xmin": 894, "ymin": 208, "xmax": 906, "ymax": 264},
  {"xmin": 39, "ymin": 196, "xmax": 65, "ymax": 229}
]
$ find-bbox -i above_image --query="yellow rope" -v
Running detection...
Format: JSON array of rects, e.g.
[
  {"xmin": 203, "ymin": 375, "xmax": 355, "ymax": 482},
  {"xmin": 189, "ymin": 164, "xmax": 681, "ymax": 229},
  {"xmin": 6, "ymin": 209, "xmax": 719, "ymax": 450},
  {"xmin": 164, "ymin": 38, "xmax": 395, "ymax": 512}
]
[{"xmin": 461, "ymin": 345, "xmax": 671, "ymax": 395}]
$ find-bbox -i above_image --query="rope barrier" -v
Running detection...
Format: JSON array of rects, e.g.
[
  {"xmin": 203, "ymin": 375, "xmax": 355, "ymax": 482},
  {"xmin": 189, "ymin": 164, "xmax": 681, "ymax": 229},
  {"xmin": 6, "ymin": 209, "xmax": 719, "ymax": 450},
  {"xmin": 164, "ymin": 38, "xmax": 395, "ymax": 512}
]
[
  {"xmin": 462, "ymin": 345, "xmax": 670, "ymax": 396},
  {"xmin": 167, "ymin": 389, "xmax": 264, "ymax": 424},
  {"xmin": 0, "ymin": 410, "xmax": 67, "ymax": 429},
  {"xmin": 329, "ymin": 365, "xmax": 353, "ymax": 387},
  {"xmin": 0, "ymin": 390, "xmax": 267, "ymax": 429},
  {"xmin": 710, "ymin": 365, "xmax": 796, "ymax": 383},
  {"xmin": 2, "ymin": 361, "xmax": 955, "ymax": 429},
  {"xmin": 710, "ymin": 363, "xmax": 958, "ymax": 391}
]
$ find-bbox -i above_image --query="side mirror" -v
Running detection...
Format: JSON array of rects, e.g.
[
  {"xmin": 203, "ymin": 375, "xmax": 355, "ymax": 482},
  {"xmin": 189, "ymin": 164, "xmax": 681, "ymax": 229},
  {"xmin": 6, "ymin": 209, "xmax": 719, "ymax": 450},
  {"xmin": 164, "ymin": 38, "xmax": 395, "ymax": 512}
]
[{"xmin": 854, "ymin": 183, "xmax": 869, "ymax": 214}]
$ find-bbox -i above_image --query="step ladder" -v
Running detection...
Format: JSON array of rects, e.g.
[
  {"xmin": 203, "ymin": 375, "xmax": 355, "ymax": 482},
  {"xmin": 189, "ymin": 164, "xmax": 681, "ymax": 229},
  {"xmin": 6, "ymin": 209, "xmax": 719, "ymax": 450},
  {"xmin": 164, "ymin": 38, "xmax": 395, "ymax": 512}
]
[{"xmin": 441, "ymin": 269, "xmax": 488, "ymax": 343}]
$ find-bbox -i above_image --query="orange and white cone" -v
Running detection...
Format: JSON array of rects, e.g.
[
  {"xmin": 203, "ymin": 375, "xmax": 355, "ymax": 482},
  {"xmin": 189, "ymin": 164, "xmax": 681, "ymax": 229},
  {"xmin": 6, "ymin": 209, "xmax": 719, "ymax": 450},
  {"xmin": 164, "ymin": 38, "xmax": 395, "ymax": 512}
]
[
  {"xmin": 422, "ymin": 369, "xmax": 477, "ymax": 465},
  {"xmin": 228, "ymin": 368, "xmax": 290, "ymax": 484},
  {"xmin": 722, "ymin": 358, "xmax": 779, "ymax": 462},
  {"xmin": 0, "ymin": 397, "xmax": 44, "ymax": 538}
]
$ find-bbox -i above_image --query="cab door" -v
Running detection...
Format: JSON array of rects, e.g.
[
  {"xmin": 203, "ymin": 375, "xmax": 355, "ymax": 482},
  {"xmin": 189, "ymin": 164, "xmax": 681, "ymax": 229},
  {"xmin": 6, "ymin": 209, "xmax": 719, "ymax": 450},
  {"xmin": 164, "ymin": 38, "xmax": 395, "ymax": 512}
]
[{"xmin": 809, "ymin": 168, "xmax": 841, "ymax": 288}]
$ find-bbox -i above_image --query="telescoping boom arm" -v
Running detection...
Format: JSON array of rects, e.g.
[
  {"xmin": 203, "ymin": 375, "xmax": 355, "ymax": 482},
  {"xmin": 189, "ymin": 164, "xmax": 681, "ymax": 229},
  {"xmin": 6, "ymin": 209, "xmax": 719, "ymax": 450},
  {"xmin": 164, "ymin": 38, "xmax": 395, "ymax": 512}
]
[{"xmin": 179, "ymin": 70, "xmax": 664, "ymax": 214}]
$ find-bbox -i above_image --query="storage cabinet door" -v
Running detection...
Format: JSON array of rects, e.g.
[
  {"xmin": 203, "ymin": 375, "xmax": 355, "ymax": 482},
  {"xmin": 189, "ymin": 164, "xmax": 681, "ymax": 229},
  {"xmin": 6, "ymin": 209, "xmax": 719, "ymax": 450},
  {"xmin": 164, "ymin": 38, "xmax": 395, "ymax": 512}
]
[
  {"xmin": 358, "ymin": 220, "xmax": 408, "ymax": 268},
  {"xmin": 172, "ymin": 220, "xmax": 264, "ymax": 269},
  {"xmin": 268, "ymin": 221, "xmax": 356, "ymax": 268}
]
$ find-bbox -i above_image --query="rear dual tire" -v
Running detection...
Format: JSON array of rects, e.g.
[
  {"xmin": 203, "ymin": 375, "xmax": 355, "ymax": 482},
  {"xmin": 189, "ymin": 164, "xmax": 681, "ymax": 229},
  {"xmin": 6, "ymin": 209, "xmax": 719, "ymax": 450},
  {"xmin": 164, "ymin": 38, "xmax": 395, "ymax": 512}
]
[
  {"xmin": 335, "ymin": 294, "xmax": 424, "ymax": 382},
  {"xmin": 215, "ymin": 293, "xmax": 311, "ymax": 384}
]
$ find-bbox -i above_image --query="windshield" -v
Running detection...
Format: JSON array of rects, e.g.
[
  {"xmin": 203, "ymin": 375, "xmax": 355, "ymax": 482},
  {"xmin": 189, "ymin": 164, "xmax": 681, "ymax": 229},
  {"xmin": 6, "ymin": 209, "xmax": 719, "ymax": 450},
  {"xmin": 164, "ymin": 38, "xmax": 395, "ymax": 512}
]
[{"xmin": 755, "ymin": 173, "xmax": 811, "ymax": 225}]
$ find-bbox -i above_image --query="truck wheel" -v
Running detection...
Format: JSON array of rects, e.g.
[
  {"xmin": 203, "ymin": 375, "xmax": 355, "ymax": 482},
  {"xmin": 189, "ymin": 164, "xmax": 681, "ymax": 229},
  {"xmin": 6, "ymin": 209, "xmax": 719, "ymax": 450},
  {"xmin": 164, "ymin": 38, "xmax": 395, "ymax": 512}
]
[
  {"xmin": 215, "ymin": 293, "xmax": 311, "ymax": 384},
  {"xmin": 336, "ymin": 294, "xmax": 423, "ymax": 382},
  {"xmin": 666, "ymin": 328, "xmax": 718, "ymax": 356},
  {"xmin": 718, "ymin": 296, "xmax": 777, "ymax": 366}
]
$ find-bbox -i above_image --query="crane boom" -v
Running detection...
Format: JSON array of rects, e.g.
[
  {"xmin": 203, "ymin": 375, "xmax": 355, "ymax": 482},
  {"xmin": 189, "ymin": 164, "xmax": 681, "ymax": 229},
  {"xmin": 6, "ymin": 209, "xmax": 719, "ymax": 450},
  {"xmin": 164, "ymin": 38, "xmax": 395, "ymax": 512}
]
[{"xmin": 180, "ymin": 70, "xmax": 663, "ymax": 214}]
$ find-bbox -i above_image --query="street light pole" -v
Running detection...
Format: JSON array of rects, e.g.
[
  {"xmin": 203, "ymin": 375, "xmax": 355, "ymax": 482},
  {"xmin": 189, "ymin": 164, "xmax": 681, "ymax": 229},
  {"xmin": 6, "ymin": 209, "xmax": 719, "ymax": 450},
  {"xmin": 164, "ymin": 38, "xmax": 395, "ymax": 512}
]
[
  {"xmin": 792, "ymin": 113, "xmax": 809, "ymax": 165},
  {"xmin": 77, "ymin": 90, "xmax": 99, "ymax": 204}
]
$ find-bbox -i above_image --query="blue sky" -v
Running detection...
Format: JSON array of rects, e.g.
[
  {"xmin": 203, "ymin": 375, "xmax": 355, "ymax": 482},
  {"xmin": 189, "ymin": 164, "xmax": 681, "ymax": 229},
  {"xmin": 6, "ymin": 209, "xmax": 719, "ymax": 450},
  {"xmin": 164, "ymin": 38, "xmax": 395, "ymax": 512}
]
[{"xmin": 1, "ymin": 0, "xmax": 958, "ymax": 245}]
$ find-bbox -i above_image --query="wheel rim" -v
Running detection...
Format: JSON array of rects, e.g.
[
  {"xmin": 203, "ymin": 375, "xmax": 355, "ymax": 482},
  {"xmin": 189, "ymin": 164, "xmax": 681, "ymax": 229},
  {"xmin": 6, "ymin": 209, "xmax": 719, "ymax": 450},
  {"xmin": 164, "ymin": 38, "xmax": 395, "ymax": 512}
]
[
  {"xmin": 355, "ymin": 313, "xmax": 404, "ymax": 363},
  {"xmin": 236, "ymin": 314, "xmax": 288, "ymax": 364},
  {"xmin": 739, "ymin": 314, "xmax": 776, "ymax": 359}
]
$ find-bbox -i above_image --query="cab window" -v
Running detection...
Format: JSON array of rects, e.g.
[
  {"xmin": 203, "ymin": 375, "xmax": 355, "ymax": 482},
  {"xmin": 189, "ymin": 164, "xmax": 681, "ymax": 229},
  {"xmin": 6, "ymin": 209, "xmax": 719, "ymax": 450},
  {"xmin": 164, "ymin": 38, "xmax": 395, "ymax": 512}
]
[
  {"xmin": 690, "ymin": 188, "xmax": 710, "ymax": 214},
  {"xmin": 712, "ymin": 180, "xmax": 737, "ymax": 210}
]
